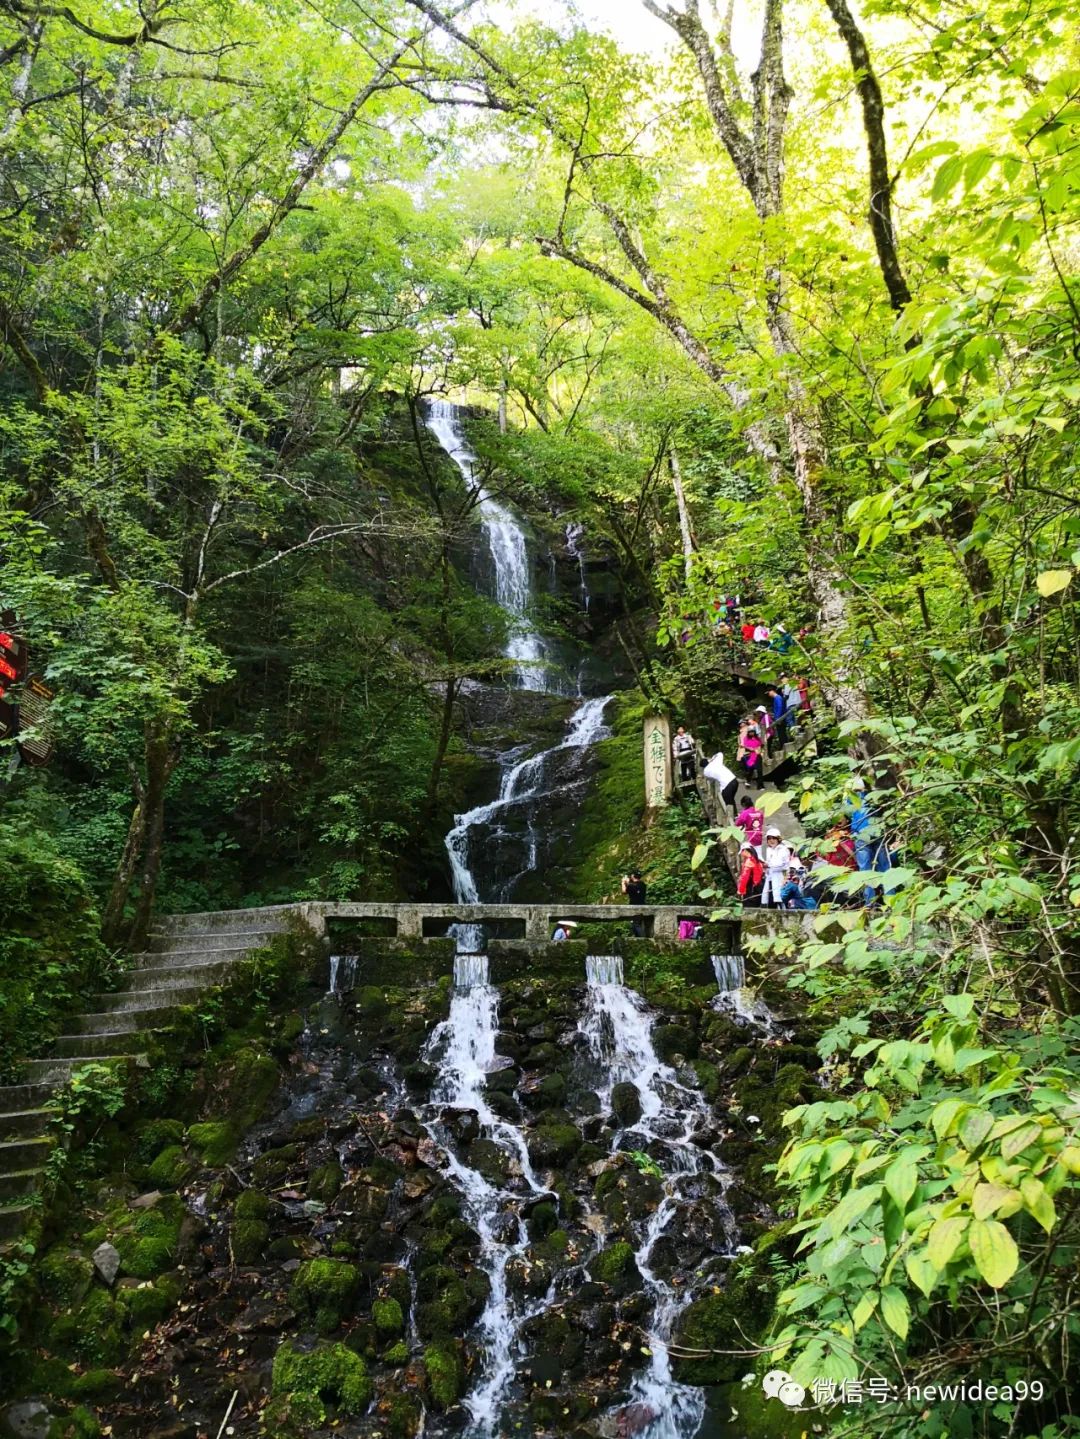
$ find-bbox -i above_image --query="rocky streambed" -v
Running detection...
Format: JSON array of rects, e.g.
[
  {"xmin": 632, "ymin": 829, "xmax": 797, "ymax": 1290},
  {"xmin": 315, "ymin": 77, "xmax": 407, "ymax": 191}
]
[{"xmin": 12, "ymin": 951, "xmax": 824, "ymax": 1439}]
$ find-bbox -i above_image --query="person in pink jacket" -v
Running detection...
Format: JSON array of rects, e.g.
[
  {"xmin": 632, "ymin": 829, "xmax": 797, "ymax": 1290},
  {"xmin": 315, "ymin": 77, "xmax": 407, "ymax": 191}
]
[{"xmin": 735, "ymin": 797, "xmax": 764, "ymax": 848}]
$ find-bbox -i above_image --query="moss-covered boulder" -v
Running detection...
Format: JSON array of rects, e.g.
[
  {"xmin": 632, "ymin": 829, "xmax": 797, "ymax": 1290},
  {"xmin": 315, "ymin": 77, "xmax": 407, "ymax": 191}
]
[
  {"xmin": 307, "ymin": 1160, "xmax": 343, "ymax": 1204},
  {"xmin": 372, "ymin": 1297, "xmax": 405, "ymax": 1339},
  {"xmin": 651, "ymin": 1023, "xmax": 697, "ymax": 1062},
  {"xmin": 133, "ymin": 1118, "xmax": 185, "ymax": 1164},
  {"xmin": 415, "ymin": 1266, "xmax": 474, "ymax": 1339},
  {"xmin": 38, "ymin": 1249, "xmax": 94, "ymax": 1307},
  {"xmin": 114, "ymin": 1194, "xmax": 188, "ymax": 1278},
  {"xmin": 252, "ymin": 1143, "xmax": 301, "ymax": 1185},
  {"xmin": 611, "ymin": 1082, "xmax": 642, "ymax": 1128},
  {"xmin": 588, "ymin": 1241, "xmax": 641, "ymax": 1295},
  {"xmin": 289, "ymin": 1259, "xmax": 360, "ymax": 1335},
  {"xmin": 271, "ymin": 1339, "xmax": 372, "ymax": 1422},
  {"xmin": 186, "ymin": 1120, "xmax": 237, "ymax": 1166},
  {"xmin": 526, "ymin": 1121, "xmax": 581, "ymax": 1168},
  {"xmin": 47, "ymin": 1287, "xmax": 125, "ymax": 1366},
  {"xmin": 145, "ymin": 1144, "xmax": 196, "ymax": 1190},
  {"xmin": 423, "ymin": 1341, "xmax": 464, "ymax": 1410},
  {"xmin": 208, "ymin": 1045, "xmax": 280, "ymax": 1133},
  {"xmin": 119, "ymin": 1274, "xmax": 182, "ymax": 1332},
  {"xmin": 465, "ymin": 1138, "xmax": 512, "ymax": 1185}
]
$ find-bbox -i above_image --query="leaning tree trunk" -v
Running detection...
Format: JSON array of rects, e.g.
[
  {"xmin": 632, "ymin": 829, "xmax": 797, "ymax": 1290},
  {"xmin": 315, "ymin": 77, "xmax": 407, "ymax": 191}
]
[
  {"xmin": 101, "ymin": 789, "xmax": 147, "ymax": 947},
  {"xmin": 668, "ymin": 443, "xmax": 695, "ymax": 582},
  {"xmin": 126, "ymin": 720, "xmax": 179, "ymax": 950}
]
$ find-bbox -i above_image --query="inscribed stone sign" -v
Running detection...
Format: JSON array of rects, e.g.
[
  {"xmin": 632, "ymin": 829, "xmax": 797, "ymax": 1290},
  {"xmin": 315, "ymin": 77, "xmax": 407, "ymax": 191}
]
[{"xmin": 643, "ymin": 714, "xmax": 671, "ymax": 808}]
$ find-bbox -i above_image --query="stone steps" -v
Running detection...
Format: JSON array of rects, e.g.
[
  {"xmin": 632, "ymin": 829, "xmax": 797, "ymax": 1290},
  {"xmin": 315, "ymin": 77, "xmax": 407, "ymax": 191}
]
[
  {"xmin": 132, "ymin": 945, "xmax": 259, "ymax": 969},
  {"xmin": 147, "ymin": 927, "xmax": 284, "ymax": 951},
  {"xmin": 0, "ymin": 1137, "xmax": 52, "ymax": 1171},
  {"xmin": 122, "ymin": 959, "xmax": 243, "ymax": 989},
  {"xmin": 0, "ymin": 905, "xmax": 277, "ymax": 1243},
  {"xmin": 0, "ymin": 1168, "xmax": 45, "ymax": 1203},
  {"xmin": 0, "ymin": 1108, "xmax": 55, "ymax": 1139},
  {"xmin": 69, "ymin": 1008, "xmax": 182, "ymax": 1035},
  {"xmin": 0, "ymin": 1203, "xmax": 36, "ymax": 1242},
  {"xmin": 92, "ymin": 985, "xmax": 207, "ymax": 1011},
  {"xmin": 50, "ymin": 1030, "xmax": 162, "ymax": 1058}
]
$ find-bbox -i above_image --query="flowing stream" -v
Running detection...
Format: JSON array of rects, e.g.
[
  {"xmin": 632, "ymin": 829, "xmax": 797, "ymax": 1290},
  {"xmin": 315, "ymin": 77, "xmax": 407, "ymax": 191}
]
[
  {"xmin": 424, "ymin": 399, "xmax": 611, "ymax": 936},
  {"xmin": 581, "ymin": 956, "xmax": 736, "ymax": 1439},
  {"xmin": 420, "ymin": 955, "xmax": 548, "ymax": 1434}
]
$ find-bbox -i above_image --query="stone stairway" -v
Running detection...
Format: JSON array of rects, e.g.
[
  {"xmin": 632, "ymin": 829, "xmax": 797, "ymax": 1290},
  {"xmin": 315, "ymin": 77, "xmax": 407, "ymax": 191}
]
[{"xmin": 0, "ymin": 908, "xmax": 292, "ymax": 1245}]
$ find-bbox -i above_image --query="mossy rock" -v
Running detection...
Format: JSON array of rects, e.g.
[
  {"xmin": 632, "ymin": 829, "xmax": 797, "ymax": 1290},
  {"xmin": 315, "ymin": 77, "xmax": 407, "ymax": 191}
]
[
  {"xmin": 611, "ymin": 1081, "xmax": 642, "ymax": 1127},
  {"xmin": 383, "ymin": 1391, "xmax": 424, "ymax": 1438},
  {"xmin": 465, "ymin": 1138, "xmax": 512, "ymax": 1185},
  {"xmin": 133, "ymin": 1118, "xmax": 184, "ymax": 1164},
  {"xmin": 588, "ymin": 1241, "xmax": 641, "ymax": 1295},
  {"xmin": 423, "ymin": 1340, "xmax": 464, "ymax": 1410},
  {"xmin": 651, "ymin": 1023, "xmax": 698, "ymax": 1062},
  {"xmin": 271, "ymin": 1339, "xmax": 372, "ymax": 1422},
  {"xmin": 120, "ymin": 1273, "xmax": 182, "ymax": 1332},
  {"xmin": 527, "ymin": 1122, "xmax": 581, "ymax": 1168},
  {"xmin": 526, "ymin": 1201, "xmax": 558, "ymax": 1241},
  {"xmin": 383, "ymin": 1340, "xmax": 409, "ymax": 1366},
  {"xmin": 289, "ymin": 1258, "xmax": 360, "ymax": 1334},
  {"xmin": 146, "ymin": 1143, "xmax": 197, "ymax": 1190},
  {"xmin": 46, "ymin": 1406, "xmax": 100, "ymax": 1439},
  {"xmin": 233, "ymin": 1218, "xmax": 271, "ymax": 1264},
  {"xmin": 47, "ymin": 1287, "xmax": 125, "ymax": 1365},
  {"xmin": 252, "ymin": 1142, "xmax": 301, "ymax": 1185},
  {"xmin": 372, "ymin": 1297, "xmax": 405, "ymax": 1338},
  {"xmin": 308, "ymin": 1160, "xmax": 343, "ymax": 1204},
  {"xmin": 212, "ymin": 1046, "xmax": 281, "ymax": 1133},
  {"xmin": 235, "ymin": 1188, "xmax": 270, "ymax": 1221},
  {"xmin": 186, "ymin": 1120, "xmax": 238, "ymax": 1166},
  {"xmin": 114, "ymin": 1194, "xmax": 187, "ymax": 1279},
  {"xmin": 672, "ymin": 1230, "xmax": 792, "ymax": 1385},
  {"xmin": 38, "ymin": 1248, "xmax": 94, "ymax": 1307},
  {"xmin": 415, "ymin": 1266, "xmax": 472, "ymax": 1339}
]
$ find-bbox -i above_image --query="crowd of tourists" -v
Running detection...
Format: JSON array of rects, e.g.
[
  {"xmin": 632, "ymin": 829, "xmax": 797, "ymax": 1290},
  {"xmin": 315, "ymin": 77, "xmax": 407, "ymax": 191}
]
[
  {"xmin": 675, "ymin": 589, "xmax": 813, "ymax": 660},
  {"xmin": 730, "ymin": 782, "xmax": 893, "ymax": 910},
  {"xmin": 671, "ymin": 675, "xmax": 813, "ymax": 793}
]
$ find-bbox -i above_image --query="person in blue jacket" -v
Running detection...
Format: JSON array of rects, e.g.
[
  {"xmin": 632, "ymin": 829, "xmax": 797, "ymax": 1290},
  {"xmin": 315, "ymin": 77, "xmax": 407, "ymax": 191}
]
[
  {"xmin": 766, "ymin": 686, "xmax": 787, "ymax": 748},
  {"xmin": 843, "ymin": 778, "xmax": 893, "ymax": 905}
]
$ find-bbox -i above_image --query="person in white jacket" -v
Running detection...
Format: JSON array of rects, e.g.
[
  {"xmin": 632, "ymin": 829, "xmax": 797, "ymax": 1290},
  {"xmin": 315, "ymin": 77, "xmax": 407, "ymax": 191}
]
[
  {"xmin": 762, "ymin": 826, "xmax": 793, "ymax": 908},
  {"xmin": 702, "ymin": 749, "xmax": 738, "ymax": 811}
]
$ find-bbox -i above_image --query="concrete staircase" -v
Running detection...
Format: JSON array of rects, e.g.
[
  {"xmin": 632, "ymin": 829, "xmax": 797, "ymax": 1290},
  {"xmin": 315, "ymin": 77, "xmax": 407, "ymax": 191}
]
[{"xmin": 0, "ymin": 909, "xmax": 291, "ymax": 1244}]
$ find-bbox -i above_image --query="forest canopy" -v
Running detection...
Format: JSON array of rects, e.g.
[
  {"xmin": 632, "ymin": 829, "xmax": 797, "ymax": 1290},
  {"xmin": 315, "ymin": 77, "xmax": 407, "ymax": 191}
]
[{"xmin": 1, "ymin": 0, "xmax": 1079, "ymax": 1434}]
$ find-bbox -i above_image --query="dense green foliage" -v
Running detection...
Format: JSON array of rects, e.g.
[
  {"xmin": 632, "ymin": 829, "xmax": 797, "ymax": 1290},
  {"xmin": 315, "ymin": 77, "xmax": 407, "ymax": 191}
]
[{"xmin": 2, "ymin": 0, "xmax": 1079, "ymax": 1435}]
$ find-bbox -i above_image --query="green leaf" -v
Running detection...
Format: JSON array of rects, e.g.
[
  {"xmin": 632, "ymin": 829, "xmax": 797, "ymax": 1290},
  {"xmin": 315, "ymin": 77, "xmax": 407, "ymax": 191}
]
[
  {"xmin": 969, "ymin": 1218, "xmax": 1019, "ymax": 1289},
  {"xmin": 959, "ymin": 1108, "xmax": 994, "ymax": 1151},
  {"xmin": 941, "ymin": 994, "xmax": 974, "ymax": 1019},
  {"xmin": 852, "ymin": 1291, "xmax": 877, "ymax": 1330},
  {"xmin": 972, "ymin": 1182, "xmax": 1017, "ymax": 1220},
  {"xmin": 690, "ymin": 843, "xmax": 710, "ymax": 871},
  {"xmin": 879, "ymin": 1285, "xmax": 910, "ymax": 1340},
  {"xmin": 1001, "ymin": 1121, "xmax": 1042, "ymax": 1159},
  {"xmin": 758, "ymin": 789, "xmax": 792, "ymax": 817},
  {"xmin": 883, "ymin": 1153, "xmax": 918, "ymax": 1210},
  {"xmin": 905, "ymin": 1251, "xmax": 940, "ymax": 1298},
  {"xmin": 927, "ymin": 1215, "xmax": 968, "ymax": 1270},
  {"xmin": 1036, "ymin": 568, "xmax": 1073, "ymax": 596},
  {"xmin": 1020, "ymin": 1176, "xmax": 1056, "ymax": 1233}
]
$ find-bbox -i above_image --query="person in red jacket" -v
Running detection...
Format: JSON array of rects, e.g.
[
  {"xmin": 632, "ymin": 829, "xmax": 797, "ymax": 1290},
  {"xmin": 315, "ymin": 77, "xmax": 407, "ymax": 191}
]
[{"xmin": 737, "ymin": 843, "xmax": 764, "ymax": 906}]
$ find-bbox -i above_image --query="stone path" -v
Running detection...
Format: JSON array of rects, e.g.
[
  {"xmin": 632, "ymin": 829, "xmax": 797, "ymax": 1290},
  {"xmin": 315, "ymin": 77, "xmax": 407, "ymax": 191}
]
[{"xmin": 0, "ymin": 911, "xmax": 289, "ymax": 1245}]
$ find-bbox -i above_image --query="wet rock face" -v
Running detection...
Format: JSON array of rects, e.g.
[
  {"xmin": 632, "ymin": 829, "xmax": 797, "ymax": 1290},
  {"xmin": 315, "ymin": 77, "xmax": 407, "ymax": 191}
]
[{"xmin": 26, "ymin": 964, "xmax": 818, "ymax": 1438}]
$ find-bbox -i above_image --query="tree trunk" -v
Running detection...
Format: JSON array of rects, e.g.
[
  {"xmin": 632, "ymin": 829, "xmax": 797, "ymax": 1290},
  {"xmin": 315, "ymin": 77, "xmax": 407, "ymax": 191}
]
[
  {"xmin": 101, "ymin": 790, "xmax": 147, "ymax": 947},
  {"xmin": 126, "ymin": 722, "xmax": 178, "ymax": 950},
  {"xmin": 668, "ymin": 444, "xmax": 695, "ymax": 582},
  {"xmin": 427, "ymin": 675, "xmax": 458, "ymax": 809}
]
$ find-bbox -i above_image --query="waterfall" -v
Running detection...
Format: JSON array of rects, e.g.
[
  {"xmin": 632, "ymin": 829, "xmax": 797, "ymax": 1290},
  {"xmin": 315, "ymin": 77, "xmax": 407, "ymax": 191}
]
[
  {"xmin": 420, "ymin": 955, "xmax": 545, "ymax": 1434},
  {"xmin": 565, "ymin": 521, "xmax": 590, "ymax": 612},
  {"xmin": 442, "ymin": 694, "xmax": 611, "ymax": 947},
  {"xmin": 712, "ymin": 953, "xmax": 745, "ymax": 993},
  {"xmin": 580, "ymin": 957, "xmax": 735, "ymax": 1439},
  {"xmin": 425, "ymin": 399, "xmax": 550, "ymax": 692},
  {"xmin": 327, "ymin": 954, "xmax": 357, "ymax": 995}
]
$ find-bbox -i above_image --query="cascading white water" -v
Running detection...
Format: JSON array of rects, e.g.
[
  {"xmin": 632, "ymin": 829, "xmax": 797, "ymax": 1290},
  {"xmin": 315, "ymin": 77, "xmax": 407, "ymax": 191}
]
[
  {"xmin": 565, "ymin": 521, "xmax": 590, "ymax": 612},
  {"xmin": 712, "ymin": 953, "xmax": 746, "ymax": 993},
  {"xmin": 421, "ymin": 955, "xmax": 546, "ymax": 1435},
  {"xmin": 443, "ymin": 694, "xmax": 611, "ymax": 948},
  {"xmin": 580, "ymin": 957, "xmax": 736, "ymax": 1439},
  {"xmin": 425, "ymin": 399, "xmax": 549, "ymax": 691},
  {"xmin": 327, "ymin": 954, "xmax": 358, "ymax": 995}
]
